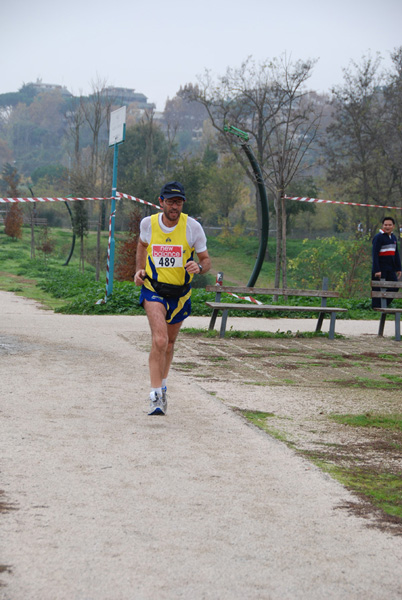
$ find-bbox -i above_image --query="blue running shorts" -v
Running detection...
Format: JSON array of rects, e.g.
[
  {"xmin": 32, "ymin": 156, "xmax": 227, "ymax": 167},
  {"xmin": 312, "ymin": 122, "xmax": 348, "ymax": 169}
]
[{"xmin": 139, "ymin": 286, "xmax": 192, "ymax": 324}]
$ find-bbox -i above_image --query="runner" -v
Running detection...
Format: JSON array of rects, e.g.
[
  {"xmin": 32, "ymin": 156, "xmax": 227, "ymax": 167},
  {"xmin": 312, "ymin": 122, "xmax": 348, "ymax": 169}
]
[{"xmin": 134, "ymin": 181, "xmax": 211, "ymax": 415}]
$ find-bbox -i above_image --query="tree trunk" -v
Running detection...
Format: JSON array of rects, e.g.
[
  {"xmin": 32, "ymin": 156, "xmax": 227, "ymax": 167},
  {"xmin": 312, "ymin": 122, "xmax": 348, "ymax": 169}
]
[
  {"xmin": 274, "ymin": 192, "xmax": 282, "ymax": 296},
  {"xmin": 281, "ymin": 196, "xmax": 288, "ymax": 298},
  {"xmin": 30, "ymin": 206, "xmax": 35, "ymax": 259},
  {"xmin": 96, "ymin": 214, "xmax": 101, "ymax": 281},
  {"xmin": 80, "ymin": 234, "xmax": 85, "ymax": 273}
]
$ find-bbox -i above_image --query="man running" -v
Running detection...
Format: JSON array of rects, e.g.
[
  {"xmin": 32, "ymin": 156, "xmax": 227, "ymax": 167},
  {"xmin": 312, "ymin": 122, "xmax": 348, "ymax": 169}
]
[{"xmin": 134, "ymin": 181, "xmax": 211, "ymax": 415}]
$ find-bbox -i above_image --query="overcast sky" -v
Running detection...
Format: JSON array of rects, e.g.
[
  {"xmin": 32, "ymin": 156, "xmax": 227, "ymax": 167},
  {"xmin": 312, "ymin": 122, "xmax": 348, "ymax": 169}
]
[{"xmin": 2, "ymin": 0, "xmax": 401, "ymax": 111}]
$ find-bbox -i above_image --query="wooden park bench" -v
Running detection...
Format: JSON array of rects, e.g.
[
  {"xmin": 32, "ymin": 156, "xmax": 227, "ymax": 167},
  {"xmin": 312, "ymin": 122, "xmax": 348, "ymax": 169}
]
[
  {"xmin": 205, "ymin": 277, "xmax": 347, "ymax": 339},
  {"xmin": 371, "ymin": 279, "xmax": 402, "ymax": 341},
  {"xmin": 24, "ymin": 217, "xmax": 48, "ymax": 226}
]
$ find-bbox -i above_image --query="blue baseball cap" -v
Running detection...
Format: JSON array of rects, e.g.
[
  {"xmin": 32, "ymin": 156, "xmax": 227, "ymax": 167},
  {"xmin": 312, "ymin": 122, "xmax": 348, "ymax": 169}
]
[{"xmin": 160, "ymin": 181, "xmax": 186, "ymax": 200}]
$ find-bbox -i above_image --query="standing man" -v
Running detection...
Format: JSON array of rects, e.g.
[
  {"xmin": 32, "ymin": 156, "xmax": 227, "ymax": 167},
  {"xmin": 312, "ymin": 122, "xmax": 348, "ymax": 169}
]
[
  {"xmin": 134, "ymin": 181, "xmax": 211, "ymax": 415},
  {"xmin": 372, "ymin": 216, "xmax": 402, "ymax": 308}
]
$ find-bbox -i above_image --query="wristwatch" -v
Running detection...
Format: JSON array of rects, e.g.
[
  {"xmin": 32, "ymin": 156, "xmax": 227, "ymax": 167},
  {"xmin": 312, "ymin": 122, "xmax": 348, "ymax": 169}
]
[{"xmin": 197, "ymin": 263, "xmax": 203, "ymax": 274}]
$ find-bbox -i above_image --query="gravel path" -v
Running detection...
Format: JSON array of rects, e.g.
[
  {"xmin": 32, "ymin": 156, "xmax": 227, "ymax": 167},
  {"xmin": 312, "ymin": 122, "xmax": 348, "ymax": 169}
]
[{"xmin": 1, "ymin": 291, "xmax": 401, "ymax": 600}]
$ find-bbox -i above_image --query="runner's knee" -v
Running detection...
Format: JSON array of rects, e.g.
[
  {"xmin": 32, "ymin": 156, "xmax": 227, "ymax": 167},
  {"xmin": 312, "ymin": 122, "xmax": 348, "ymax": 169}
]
[{"xmin": 152, "ymin": 331, "xmax": 168, "ymax": 353}]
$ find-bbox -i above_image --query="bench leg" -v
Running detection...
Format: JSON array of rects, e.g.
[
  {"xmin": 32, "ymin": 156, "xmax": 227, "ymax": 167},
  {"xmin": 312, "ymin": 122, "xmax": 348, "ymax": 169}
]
[
  {"xmin": 315, "ymin": 312, "xmax": 324, "ymax": 333},
  {"xmin": 208, "ymin": 309, "xmax": 219, "ymax": 331},
  {"xmin": 395, "ymin": 313, "xmax": 401, "ymax": 341},
  {"xmin": 378, "ymin": 313, "xmax": 386, "ymax": 337},
  {"xmin": 328, "ymin": 312, "xmax": 336, "ymax": 340},
  {"xmin": 219, "ymin": 309, "xmax": 229, "ymax": 338}
]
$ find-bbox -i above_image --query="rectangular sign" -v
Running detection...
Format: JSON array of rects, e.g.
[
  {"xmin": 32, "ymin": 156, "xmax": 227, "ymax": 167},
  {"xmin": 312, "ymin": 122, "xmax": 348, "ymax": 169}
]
[
  {"xmin": 152, "ymin": 244, "xmax": 183, "ymax": 267},
  {"xmin": 109, "ymin": 106, "xmax": 126, "ymax": 146}
]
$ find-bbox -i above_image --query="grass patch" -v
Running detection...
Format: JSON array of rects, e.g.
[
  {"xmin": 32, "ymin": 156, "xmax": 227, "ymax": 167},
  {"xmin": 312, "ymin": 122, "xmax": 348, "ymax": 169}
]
[
  {"xmin": 0, "ymin": 269, "xmax": 72, "ymax": 311},
  {"xmin": 306, "ymin": 460, "xmax": 402, "ymax": 521},
  {"xmin": 383, "ymin": 374, "xmax": 402, "ymax": 383},
  {"xmin": 238, "ymin": 409, "xmax": 294, "ymax": 444},
  {"xmin": 240, "ymin": 410, "xmax": 275, "ymax": 426},
  {"xmin": 339, "ymin": 469, "xmax": 402, "ymax": 519},
  {"xmin": 181, "ymin": 327, "xmax": 210, "ymax": 336},
  {"xmin": 378, "ymin": 354, "xmax": 402, "ymax": 361},
  {"xmin": 329, "ymin": 375, "xmax": 402, "ymax": 389},
  {"xmin": 173, "ymin": 361, "xmax": 198, "ymax": 371},
  {"xmin": 330, "ymin": 413, "xmax": 402, "ymax": 431}
]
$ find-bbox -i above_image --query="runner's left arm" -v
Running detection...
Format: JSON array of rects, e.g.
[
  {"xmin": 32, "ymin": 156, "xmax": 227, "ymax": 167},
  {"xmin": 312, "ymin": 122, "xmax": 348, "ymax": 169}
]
[
  {"xmin": 185, "ymin": 249, "xmax": 211, "ymax": 275},
  {"xmin": 185, "ymin": 219, "xmax": 211, "ymax": 275}
]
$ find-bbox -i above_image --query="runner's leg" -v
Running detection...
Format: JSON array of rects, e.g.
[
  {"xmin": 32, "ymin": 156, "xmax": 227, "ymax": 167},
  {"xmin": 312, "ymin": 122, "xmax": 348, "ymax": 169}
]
[
  {"xmin": 163, "ymin": 321, "xmax": 183, "ymax": 379},
  {"xmin": 143, "ymin": 299, "xmax": 169, "ymax": 388}
]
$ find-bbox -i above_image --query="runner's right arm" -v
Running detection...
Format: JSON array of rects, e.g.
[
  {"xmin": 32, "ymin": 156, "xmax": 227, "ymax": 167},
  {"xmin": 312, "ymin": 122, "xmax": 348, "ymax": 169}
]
[{"xmin": 134, "ymin": 239, "xmax": 148, "ymax": 286}]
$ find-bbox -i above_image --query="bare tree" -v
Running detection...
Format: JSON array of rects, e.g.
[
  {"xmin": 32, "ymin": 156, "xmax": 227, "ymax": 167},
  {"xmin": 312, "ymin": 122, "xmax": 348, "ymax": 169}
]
[
  {"xmin": 382, "ymin": 47, "xmax": 402, "ymax": 205},
  {"xmin": 324, "ymin": 53, "xmax": 395, "ymax": 235},
  {"xmin": 66, "ymin": 97, "xmax": 85, "ymax": 169},
  {"xmin": 2, "ymin": 163, "xmax": 22, "ymax": 240},
  {"xmin": 164, "ymin": 119, "xmax": 178, "ymax": 172},
  {"xmin": 184, "ymin": 55, "xmax": 321, "ymax": 287},
  {"xmin": 259, "ymin": 59, "xmax": 321, "ymax": 288},
  {"xmin": 66, "ymin": 80, "xmax": 113, "ymax": 277},
  {"xmin": 80, "ymin": 79, "xmax": 113, "ymax": 193}
]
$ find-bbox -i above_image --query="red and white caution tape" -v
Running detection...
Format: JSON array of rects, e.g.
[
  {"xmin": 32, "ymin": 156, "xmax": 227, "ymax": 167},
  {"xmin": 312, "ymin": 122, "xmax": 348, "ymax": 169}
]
[
  {"xmin": 0, "ymin": 192, "xmax": 163, "ymax": 212},
  {"xmin": 116, "ymin": 191, "xmax": 162, "ymax": 211},
  {"xmin": 284, "ymin": 196, "xmax": 402, "ymax": 211},
  {"xmin": 3, "ymin": 193, "xmax": 400, "ymax": 211},
  {"xmin": 0, "ymin": 196, "xmax": 111, "ymax": 203},
  {"xmin": 229, "ymin": 293, "xmax": 263, "ymax": 305},
  {"xmin": 214, "ymin": 273, "xmax": 262, "ymax": 304}
]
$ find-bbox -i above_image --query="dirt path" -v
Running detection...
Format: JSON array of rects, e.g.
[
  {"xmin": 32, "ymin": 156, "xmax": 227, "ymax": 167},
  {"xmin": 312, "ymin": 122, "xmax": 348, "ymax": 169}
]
[{"xmin": 1, "ymin": 291, "xmax": 401, "ymax": 600}]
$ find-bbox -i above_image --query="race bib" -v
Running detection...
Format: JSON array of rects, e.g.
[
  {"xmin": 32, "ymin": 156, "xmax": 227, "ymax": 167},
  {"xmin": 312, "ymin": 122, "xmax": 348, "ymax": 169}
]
[{"xmin": 152, "ymin": 244, "xmax": 183, "ymax": 268}]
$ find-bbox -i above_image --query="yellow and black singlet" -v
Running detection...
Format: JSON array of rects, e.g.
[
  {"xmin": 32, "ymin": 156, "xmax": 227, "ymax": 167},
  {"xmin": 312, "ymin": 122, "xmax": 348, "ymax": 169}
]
[{"xmin": 144, "ymin": 213, "xmax": 195, "ymax": 289}]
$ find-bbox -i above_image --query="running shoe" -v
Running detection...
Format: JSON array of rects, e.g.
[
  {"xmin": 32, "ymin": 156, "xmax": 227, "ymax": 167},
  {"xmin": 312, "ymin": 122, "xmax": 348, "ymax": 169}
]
[{"xmin": 148, "ymin": 391, "xmax": 165, "ymax": 416}]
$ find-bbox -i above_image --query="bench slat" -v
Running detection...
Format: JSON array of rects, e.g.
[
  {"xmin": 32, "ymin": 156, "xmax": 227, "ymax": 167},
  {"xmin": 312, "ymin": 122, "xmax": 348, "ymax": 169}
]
[
  {"xmin": 372, "ymin": 291, "xmax": 402, "ymax": 298},
  {"xmin": 205, "ymin": 285, "xmax": 340, "ymax": 298},
  {"xmin": 371, "ymin": 280, "xmax": 402, "ymax": 289},
  {"xmin": 206, "ymin": 302, "xmax": 347, "ymax": 313}
]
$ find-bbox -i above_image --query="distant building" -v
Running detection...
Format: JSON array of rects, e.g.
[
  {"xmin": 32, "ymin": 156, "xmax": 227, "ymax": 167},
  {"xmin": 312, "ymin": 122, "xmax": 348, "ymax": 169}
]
[
  {"xmin": 192, "ymin": 127, "xmax": 203, "ymax": 141},
  {"xmin": 30, "ymin": 79, "xmax": 73, "ymax": 98},
  {"xmin": 105, "ymin": 87, "xmax": 155, "ymax": 111}
]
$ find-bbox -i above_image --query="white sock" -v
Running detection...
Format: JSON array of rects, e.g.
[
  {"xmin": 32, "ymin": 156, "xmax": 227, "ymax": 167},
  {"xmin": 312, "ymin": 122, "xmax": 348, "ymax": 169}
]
[
  {"xmin": 162, "ymin": 379, "xmax": 168, "ymax": 389},
  {"xmin": 151, "ymin": 387, "xmax": 162, "ymax": 397}
]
